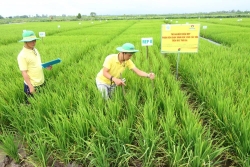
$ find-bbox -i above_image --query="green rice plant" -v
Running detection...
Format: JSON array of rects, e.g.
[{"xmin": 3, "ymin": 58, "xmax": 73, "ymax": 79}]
[
  {"xmin": 26, "ymin": 134, "xmax": 52, "ymax": 167},
  {"xmin": 160, "ymin": 115, "xmax": 185, "ymax": 167},
  {"xmin": 86, "ymin": 139, "xmax": 110, "ymax": 167},
  {"xmin": 135, "ymin": 116, "xmax": 164, "ymax": 166},
  {"xmin": 169, "ymin": 35, "xmax": 250, "ymax": 166},
  {"xmin": 45, "ymin": 113, "xmax": 72, "ymax": 155},
  {"xmin": 0, "ymin": 127, "xmax": 20, "ymax": 163},
  {"xmin": 103, "ymin": 120, "xmax": 135, "ymax": 166},
  {"xmin": 1, "ymin": 19, "xmax": 247, "ymax": 166}
]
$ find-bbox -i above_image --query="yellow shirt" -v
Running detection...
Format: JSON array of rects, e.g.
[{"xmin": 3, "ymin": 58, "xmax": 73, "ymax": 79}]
[
  {"xmin": 96, "ymin": 54, "xmax": 135, "ymax": 85},
  {"xmin": 17, "ymin": 47, "xmax": 44, "ymax": 86}
]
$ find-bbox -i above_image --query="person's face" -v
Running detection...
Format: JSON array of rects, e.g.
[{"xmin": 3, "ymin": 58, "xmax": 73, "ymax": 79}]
[
  {"xmin": 124, "ymin": 52, "xmax": 134, "ymax": 60},
  {"xmin": 25, "ymin": 40, "xmax": 36, "ymax": 49}
]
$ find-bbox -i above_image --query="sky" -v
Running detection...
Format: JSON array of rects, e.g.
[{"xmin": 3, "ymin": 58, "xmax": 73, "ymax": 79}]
[{"xmin": 0, "ymin": 0, "xmax": 249, "ymax": 17}]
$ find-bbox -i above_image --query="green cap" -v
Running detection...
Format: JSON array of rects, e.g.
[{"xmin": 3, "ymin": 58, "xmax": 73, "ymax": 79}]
[
  {"xmin": 19, "ymin": 30, "xmax": 40, "ymax": 42},
  {"xmin": 116, "ymin": 43, "xmax": 139, "ymax": 53}
]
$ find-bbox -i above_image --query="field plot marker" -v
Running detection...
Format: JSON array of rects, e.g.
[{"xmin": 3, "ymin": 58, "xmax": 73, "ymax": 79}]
[
  {"xmin": 202, "ymin": 25, "xmax": 207, "ymax": 38},
  {"xmin": 39, "ymin": 32, "xmax": 46, "ymax": 43},
  {"xmin": 141, "ymin": 37, "xmax": 153, "ymax": 59},
  {"xmin": 141, "ymin": 37, "xmax": 154, "ymax": 86}
]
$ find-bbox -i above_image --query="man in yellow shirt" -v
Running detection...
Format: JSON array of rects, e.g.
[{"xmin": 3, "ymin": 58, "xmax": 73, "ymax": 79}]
[
  {"xmin": 96, "ymin": 43, "xmax": 155, "ymax": 99},
  {"xmin": 17, "ymin": 30, "xmax": 52, "ymax": 103}
]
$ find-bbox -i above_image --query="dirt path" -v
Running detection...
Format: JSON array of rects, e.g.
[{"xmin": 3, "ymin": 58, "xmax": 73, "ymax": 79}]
[
  {"xmin": 200, "ymin": 37, "xmax": 221, "ymax": 46},
  {"xmin": 0, "ymin": 149, "xmax": 7, "ymax": 166},
  {"xmin": 0, "ymin": 149, "xmax": 6, "ymax": 160}
]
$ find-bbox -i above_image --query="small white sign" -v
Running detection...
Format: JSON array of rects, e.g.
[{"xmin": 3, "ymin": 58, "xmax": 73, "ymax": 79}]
[
  {"xmin": 141, "ymin": 38, "xmax": 153, "ymax": 46},
  {"xmin": 203, "ymin": 26, "xmax": 207, "ymax": 29},
  {"xmin": 58, "ymin": 25, "xmax": 60, "ymax": 28},
  {"xmin": 39, "ymin": 32, "xmax": 46, "ymax": 37}
]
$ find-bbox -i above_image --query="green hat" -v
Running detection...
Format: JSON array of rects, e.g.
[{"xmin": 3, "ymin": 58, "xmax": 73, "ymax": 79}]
[
  {"xmin": 116, "ymin": 43, "xmax": 139, "ymax": 53},
  {"xmin": 19, "ymin": 30, "xmax": 40, "ymax": 42}
]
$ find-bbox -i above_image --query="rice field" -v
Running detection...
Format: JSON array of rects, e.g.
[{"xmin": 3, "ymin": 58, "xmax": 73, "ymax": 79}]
[{"xmin": 0, "ymin": 18, "xmax": 250, "ymax": 166}]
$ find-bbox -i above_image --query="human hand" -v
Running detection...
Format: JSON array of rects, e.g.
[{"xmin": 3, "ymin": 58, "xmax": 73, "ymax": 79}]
[
  {"xmin": 46, "ymin": 65, "xmax": 52, "ymax": 70},
  {"xmin": 114, "ymin": 78, "xmax": 126, "ymax": 86},
  {"xmin": 29, "ymin": 85, "xmax": 35, "ymax": 94},
  {"xmin": 148, "ymin": 73, "xmax": 155, "ymax": 80}
]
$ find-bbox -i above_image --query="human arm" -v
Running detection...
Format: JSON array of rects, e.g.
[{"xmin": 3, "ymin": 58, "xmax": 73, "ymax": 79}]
[
  {"xmin": 132, "ymin": 67, "xmax": 155, "ymax": 79},
  {"xmin": 21, "ymin": 71, "xmax": 35, "ymax": 93},
  {"xmin": 103, "ymin": 67, "xmax": 125, "ymax": 86}
]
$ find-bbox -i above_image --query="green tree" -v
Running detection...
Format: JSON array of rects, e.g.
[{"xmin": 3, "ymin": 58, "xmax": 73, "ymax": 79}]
[
  {"xmin": 0, "ymin": 15, "xmax": 4, "ymax": 19},
  {"xmin": 90, "ymin": 12, "xmax": 96, "ymax": 17},
  {"xmin": 77, "ymin": 13, "xmax": 81, "ymax": 19}
]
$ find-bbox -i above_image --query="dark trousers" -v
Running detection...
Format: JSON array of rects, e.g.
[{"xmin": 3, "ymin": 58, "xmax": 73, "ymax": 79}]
[
  {"xmin": 24, "ymin": 83, "xmax": 33, "ymax": 96},
  {"xmin": 24, "ymin": 83, "xmax": 45, "ymax": 103}
]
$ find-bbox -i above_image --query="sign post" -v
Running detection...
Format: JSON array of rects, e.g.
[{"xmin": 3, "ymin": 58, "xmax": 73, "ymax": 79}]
[
  {"xmin": 161, "ymin": 24, "xmax": 200, "ymax": 79},
  {"xmin": 141, "ymin": 37, "xmax": 153, "ymax": 59},
  {"xmin": 176, "ymin": 48, "xmax": 181, "ymax": 79},
  {"xmin": 202, "ymin": 25, "xmax": 207, "ymax": 38},
  {"xmin": 141, "ymin": 37, "xmax": 154, "ymax": 87},
  {"xmin": 39, "ymin": 32, "xmax": 46, "ymax": 43}
]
